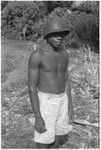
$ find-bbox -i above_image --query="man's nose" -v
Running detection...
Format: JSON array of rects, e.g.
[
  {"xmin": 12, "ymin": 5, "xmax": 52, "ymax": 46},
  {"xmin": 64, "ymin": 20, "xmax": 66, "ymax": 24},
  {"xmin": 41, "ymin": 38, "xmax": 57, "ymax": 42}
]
[{"xmin": 56, "ymin": 37, "xmax": 62, "ymax": 40}]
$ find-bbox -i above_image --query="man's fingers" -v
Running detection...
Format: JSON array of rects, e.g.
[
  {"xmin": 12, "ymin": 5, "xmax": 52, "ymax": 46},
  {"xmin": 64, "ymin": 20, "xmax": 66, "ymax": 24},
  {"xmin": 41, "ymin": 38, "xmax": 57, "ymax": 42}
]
[
  {"xmin": 35, "ymin": 127, "xmax": 47, "ymax": 134},
  {"xmin": 43, "ymin": 126, "xmax": 47, "ymax": 130},
  {"xmin": 41, "ymin": 127, "xmax": 47, "ymax": 132},
  {"xmin": 43, "ymin": 128, "xmax": 47, "ymax": 133}
]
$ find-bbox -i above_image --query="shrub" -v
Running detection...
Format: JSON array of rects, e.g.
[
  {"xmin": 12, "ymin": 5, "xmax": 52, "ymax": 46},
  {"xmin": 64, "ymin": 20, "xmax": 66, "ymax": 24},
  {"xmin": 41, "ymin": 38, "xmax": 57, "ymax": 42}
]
[
  {"xmin": 70, "ymin": 11, "xmax": 99, "ymax": 49},
  {"xmin": 46, "ymin": 1, "xmax": 73, "ymax": 13},
  {"xmin": 1, "ymin": 1, "xmax": 47, "ymax": 40},
  {"xmin": 1, "ymin": 1, "xmax": 8, "ymax": 10},
  {"xmin": 70, "ymin": 1, "xmax": 99, "ymax": 51},
  {"xmin": 71, "ymin": 1, "xmax": 99, "ymax": 15}
]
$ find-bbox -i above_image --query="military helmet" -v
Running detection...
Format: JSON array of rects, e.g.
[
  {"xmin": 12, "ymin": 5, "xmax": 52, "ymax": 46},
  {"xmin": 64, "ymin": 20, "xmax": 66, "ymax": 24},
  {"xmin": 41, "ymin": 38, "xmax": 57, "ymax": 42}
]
[{"xmin": 43, "ymin": 17, "xmax": 71, "ymax": 39}]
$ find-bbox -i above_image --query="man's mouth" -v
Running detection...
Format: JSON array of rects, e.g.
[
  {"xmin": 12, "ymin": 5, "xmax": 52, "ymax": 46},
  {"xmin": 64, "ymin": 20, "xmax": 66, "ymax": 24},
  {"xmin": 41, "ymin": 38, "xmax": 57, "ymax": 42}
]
[{"xmin": 56, "ymin": 40, "xmax": 62, "ymax": 44}]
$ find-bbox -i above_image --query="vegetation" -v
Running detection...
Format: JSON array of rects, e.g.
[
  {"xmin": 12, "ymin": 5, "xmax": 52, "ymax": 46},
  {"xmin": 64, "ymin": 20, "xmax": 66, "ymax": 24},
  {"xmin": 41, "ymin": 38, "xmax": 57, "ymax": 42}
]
[
  {"xmin": 1, "ymin": 1, "xmax": 47, "ymax": 40},
  {"xmin": 71, "ymin": 1, "xmax": 99, "ymax": 15}
]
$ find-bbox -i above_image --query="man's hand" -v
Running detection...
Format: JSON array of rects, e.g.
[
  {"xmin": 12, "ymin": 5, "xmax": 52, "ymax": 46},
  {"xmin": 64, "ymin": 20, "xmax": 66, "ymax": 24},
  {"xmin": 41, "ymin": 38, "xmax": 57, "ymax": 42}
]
[{"xmin": 35, "ymin": 117, "xmax": 47, "ymax": 134}]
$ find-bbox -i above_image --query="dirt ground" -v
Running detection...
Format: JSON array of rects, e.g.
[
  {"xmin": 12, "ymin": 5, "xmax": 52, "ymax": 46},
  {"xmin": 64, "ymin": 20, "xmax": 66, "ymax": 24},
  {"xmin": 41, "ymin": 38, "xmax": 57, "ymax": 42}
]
[{"xmin": 1, "ymin": 39, "xmax": 100, "ymax": 149}]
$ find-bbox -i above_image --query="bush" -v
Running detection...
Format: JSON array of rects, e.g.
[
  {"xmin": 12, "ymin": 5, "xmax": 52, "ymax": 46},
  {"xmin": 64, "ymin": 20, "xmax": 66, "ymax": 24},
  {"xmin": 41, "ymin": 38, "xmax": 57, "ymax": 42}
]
[
  {"xmin": 46, "ymin": 1, "xmax": 73, "ymax": 13},
  {"xmin": 1, "ymin": 1, "xmax": 8, "ymax": 10},
  {"xmin": 70, "ymin": 1, "xmax": 99, "ymax": 50},
  {"xmin": 70, "ymin": 11, "xmax": 99, "ymax": 49},
  {"xmin": 1, "ymin": 1, "xmax": 47, "ymax": 40},
  {"xmin": 71, "ymin": 1, "xmax": 99, "ymax": 15}
]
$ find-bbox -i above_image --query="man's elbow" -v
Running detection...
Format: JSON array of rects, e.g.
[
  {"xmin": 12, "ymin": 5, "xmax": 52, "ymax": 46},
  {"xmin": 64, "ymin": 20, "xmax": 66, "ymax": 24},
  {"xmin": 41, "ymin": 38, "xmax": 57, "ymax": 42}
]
[{"xmin": 28, "ymin": 85, "xmax": 37, "ymax": 94}]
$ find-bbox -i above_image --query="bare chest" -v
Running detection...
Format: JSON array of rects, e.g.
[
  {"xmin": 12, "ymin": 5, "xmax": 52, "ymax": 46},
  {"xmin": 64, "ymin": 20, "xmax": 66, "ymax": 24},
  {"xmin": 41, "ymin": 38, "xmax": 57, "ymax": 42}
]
[{"xmin": 41, "ymin": 52, "xmax": 68, "ymax": 72}]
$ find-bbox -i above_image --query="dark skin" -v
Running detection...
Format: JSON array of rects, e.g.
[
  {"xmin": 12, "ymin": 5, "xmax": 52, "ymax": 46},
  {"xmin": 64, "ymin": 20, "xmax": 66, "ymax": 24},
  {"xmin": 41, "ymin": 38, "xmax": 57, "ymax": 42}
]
[{"xmin": 28, "ymin": 32, "xmax": 74, "ymax": 149}]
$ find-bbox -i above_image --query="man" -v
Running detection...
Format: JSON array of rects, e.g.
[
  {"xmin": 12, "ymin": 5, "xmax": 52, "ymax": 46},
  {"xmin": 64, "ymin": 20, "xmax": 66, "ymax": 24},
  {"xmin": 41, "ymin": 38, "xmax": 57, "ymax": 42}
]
[{"xmin": 28, "ymin": 17, "xmax": 74, "ymax": 149}]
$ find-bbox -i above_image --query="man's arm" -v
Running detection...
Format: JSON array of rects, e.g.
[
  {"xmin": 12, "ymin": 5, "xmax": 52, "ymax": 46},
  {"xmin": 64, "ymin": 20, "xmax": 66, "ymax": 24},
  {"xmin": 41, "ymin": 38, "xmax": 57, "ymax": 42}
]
[
  {"xmin": 65, "ymin": 52, "xmax": 71, "ymax": 100},
  {"xmin": 65, "ymin": 77, "xmax": 73, "ymax": 107},
  {"xmin": 28, "ymin": 51, "xmax": 46, "ymax": 133},
  {"xmin": 65, "ymin": 54, "xmax": 74, "ymax": 123}
]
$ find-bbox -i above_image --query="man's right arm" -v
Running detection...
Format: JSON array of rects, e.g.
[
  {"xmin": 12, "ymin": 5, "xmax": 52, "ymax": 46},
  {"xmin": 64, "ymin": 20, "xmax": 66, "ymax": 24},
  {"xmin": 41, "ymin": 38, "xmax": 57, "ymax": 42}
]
[
  {"xmin": 28, "ymin": 51, "xmax": 46, "ymax": 133},
  {"xmin": 28, "ymin": 51, "xmax": 41, "ymax": 118}
]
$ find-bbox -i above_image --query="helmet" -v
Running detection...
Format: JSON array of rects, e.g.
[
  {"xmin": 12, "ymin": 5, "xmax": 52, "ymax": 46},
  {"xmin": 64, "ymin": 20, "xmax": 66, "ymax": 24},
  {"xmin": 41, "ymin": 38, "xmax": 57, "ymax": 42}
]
[{"xmin": 43, "ymin": 17, "xmax": 71, "ymax": 39}]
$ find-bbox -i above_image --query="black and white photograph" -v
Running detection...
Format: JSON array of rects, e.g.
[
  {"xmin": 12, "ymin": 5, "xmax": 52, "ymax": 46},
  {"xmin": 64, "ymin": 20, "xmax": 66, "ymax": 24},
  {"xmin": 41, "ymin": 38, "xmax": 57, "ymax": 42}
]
[{"xmin": 1, "ymin": 0, "xmax": 100, "ymax": 149}]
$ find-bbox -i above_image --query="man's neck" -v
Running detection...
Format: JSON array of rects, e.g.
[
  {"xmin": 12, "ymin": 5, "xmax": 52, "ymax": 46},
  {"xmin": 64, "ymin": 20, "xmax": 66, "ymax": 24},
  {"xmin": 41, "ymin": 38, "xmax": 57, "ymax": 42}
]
[{"xmin": 54, "ymin": 47, "xmax": 62, "ymax": 53}]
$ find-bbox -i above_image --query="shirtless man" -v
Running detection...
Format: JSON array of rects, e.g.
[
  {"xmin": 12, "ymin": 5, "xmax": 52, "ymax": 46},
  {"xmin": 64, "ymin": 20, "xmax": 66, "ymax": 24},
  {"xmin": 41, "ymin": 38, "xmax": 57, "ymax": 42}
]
[{"xmin": 28, "ymin": 17, "xmax": 74, "ymax": 149}]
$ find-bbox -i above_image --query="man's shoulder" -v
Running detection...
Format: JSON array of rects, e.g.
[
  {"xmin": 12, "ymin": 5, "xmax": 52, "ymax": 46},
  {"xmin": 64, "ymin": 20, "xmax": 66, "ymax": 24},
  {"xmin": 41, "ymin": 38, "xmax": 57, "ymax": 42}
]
[
  {"xmin": 29, "ymin": 50, "xmax": 43, "ymax": 67},
  {"xmin": 29, "ymin": 45, "xmax": 48, "ymax": 64},
  {"xmin": 30, "ymin": 49, "xmax": 42, "ymax": 61},
  {"xmin": 34, "ymin": 43, "xmax": 51, "ymax": 56}
]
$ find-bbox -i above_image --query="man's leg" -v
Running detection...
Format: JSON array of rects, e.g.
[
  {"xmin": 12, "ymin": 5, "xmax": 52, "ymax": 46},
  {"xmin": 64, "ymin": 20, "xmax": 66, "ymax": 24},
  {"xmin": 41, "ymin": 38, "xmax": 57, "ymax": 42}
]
[
  {"xmin": 51, "ymin": 93, "xmax": 73, "ymax": 148},
  {"xmin": 50, "ymin": 136, "xmax": 60, "ymax": 148},
  {"xmin": 50, "ymin": 134, "xmax": 69, "ymax": 148},
  {"xmin": 36, "ymin": 142, "xmax": 51, "ymax": 149}
]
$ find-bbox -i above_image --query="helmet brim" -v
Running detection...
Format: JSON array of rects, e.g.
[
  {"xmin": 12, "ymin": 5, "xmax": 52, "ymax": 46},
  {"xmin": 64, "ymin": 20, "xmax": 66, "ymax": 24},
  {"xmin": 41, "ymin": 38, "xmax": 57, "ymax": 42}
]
[{"xmin": 44, "ymin": 29, "xmax": 70, "ymax": 39}]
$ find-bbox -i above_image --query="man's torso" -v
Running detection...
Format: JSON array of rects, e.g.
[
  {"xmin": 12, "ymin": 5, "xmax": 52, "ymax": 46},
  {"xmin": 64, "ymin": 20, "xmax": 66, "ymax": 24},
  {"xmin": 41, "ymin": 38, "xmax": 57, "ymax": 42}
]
[{"xmin": 37, "ymin": 44, "xmax": 68, "ymax": 94}]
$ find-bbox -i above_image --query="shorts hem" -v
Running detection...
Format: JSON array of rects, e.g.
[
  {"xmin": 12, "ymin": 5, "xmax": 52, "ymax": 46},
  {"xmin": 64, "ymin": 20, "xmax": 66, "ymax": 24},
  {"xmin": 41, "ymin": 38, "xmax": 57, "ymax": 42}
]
[{"xmin": 56, "ymin": 125, "xmax": 73, "ymax": 135}]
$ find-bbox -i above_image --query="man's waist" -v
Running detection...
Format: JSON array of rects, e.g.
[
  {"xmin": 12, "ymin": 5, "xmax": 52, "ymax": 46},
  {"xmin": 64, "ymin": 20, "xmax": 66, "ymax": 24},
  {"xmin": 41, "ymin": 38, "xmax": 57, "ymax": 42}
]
[{"xmin": 37, "ymin": 89, "xmax": 66, "ymax": 98}]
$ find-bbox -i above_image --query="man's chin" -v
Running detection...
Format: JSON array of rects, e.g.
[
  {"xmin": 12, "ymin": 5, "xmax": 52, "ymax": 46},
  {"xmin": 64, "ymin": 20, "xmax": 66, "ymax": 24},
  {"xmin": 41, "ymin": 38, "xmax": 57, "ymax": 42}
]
[
  {"xmin": 55, "ymin": 44, "xmax": 61, "ymax": 48},
  {"xmin": 52, "ymin": 43, "xmax": 61, "ymax": 50}
]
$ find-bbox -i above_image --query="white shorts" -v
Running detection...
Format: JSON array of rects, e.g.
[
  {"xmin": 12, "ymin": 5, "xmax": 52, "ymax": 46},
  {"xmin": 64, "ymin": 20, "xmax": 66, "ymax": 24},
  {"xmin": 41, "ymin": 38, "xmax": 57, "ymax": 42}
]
[{"xmin": 30, "ymin": 91, "xmax": 73, "ymax": 144}]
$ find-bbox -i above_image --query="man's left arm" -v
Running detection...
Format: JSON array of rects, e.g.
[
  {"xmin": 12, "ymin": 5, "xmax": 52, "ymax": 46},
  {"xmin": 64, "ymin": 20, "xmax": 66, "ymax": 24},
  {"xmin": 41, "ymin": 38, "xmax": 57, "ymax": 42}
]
[{"xmin": 65, "ymin": 58, "xmax": 74, "ymax": 123}]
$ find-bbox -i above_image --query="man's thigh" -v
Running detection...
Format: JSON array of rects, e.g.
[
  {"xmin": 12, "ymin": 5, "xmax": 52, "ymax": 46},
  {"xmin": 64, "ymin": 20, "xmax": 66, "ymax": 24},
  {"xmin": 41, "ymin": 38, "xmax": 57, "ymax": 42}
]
[{"xmin": 56, "ymin": 94, "xmax": 73, "ymax": 135}]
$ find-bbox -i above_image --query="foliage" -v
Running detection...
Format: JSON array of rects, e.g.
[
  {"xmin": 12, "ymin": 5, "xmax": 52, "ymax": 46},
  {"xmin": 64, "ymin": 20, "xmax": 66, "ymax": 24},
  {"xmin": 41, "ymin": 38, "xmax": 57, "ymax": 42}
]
[
  {"xmin": 1, "ymin": 1, "xmax": 8, "ymax": 10},
  {"xmin": 66, "ymin": 45, "xmax": 99, "ymax": 124},
  {"xmin": 69, "ymin": 11, "xmax": 99, "ymax": 49},
  {"xmin": 46, "ymin": 1, "xmax": 73, "ymax": 13},
  {"xmin": 71, "ymin": 1, "xmax": 99, "ymax": 16},
  {"xmin": 1, "ymin": 1, "xmax": 47, "ymax": 40}
]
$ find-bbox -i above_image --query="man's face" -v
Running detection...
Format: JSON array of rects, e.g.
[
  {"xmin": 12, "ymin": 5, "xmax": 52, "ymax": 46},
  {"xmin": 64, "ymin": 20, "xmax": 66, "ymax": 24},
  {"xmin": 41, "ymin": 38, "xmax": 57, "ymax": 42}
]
[{"xmin": 47, "ymin": 31, "xmax": 69, "ymax": 50}]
